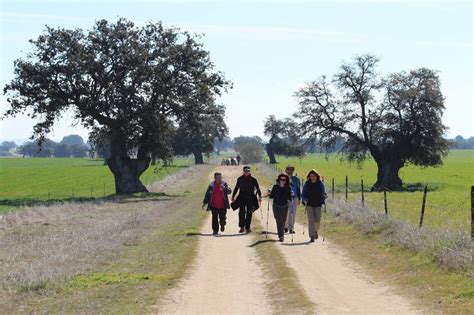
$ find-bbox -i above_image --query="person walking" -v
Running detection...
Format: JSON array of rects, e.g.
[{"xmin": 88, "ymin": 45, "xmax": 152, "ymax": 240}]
[
  {"xmin": 302, "ymin": 169, "xmax": 326, "ymax": 242},
  {"xmin": 269, "ymin": 173, "xmax": 292, "ymax": 242},
  {"xmin": 284, "ymin": 165, "xmax": 301, "ymax": 234},
  {"xmin": 203, "ymin": 172, "xmax": 232, "ymax": 236},
  {"xmin": 236, "ymin": 154, "xmax": 241, "ymax": 165},
  {"xmin": 232, "ymin": 166, "xmax": 262, "ymax": 233}
]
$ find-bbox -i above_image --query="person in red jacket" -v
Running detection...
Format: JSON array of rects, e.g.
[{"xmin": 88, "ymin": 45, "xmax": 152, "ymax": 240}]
[{"xmin": 203, "ymin": 172, "xmax": 232, "ymax": 236}]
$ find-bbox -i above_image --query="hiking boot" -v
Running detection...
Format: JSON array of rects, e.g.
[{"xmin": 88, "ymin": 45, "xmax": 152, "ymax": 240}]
[
  {"xmin": 239, "ymin": 227, "xmax": 245, "ymax": 233},
  {"xmin": 213, "ymin": 232, "xmax": 218, "ymax": 236},
  {"xmin": 279, "ymin": 236, "xmax": 284, "ymax": 242},
  {"xmin": 289, "ymin": 230, "xmax": 295, "ymax": 234},
  {"xmin": 315, "ymin": 231, "xmax": 319, "ymax": 240},
  {"xmin": 221, "ymin": 226, "xmax": 225, "ymax": 232},
  {"xmin": 284, "ymin": 228, "xmax": 288, "ymax": 233},
  {"xmin": 310, "ymin": 237, "xmax": 315, "ymax": 243},
  {"xmin": 245, "ymin": 228, "xmax": 252, "ymax": 234}
]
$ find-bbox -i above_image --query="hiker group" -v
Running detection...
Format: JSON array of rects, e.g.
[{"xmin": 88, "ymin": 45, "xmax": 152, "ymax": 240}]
[
  {"xmin": 221, "ymin": 155, "xmax": 241, "ymax": 166},
  {"xmin": 202, "ymin": 165, "xmax": 327, "ymax": 243}
]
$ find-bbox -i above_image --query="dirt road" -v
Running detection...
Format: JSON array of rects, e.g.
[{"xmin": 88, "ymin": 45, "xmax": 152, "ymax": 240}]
[
  {"xmin": 156, "ymin": 166, "xmax": 420, "ymax": 314},
  {"xmin": 157, "ymin": 166, "xmax": 271, "ymax": 314},
  {"xmin": 264, "ymin": 201, "xmax": 419, "ymax": 314}
]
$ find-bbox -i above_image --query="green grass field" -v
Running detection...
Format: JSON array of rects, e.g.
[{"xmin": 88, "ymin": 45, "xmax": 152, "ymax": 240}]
[
  {"xmin": 0, "ymin": 157, "xmax": 191, "ymax": 212},
  {"xmin": 274, "ymin": 150, "xmax": 474, "ymax": 233}
]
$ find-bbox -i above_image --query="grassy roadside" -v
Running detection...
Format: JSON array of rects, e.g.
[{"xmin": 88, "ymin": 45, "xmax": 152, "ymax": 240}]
[
  {"xmin": 0, "ymin": 165, "xmax": 213, "ymax": 314},
  {"xmin": 258, "ymin": 162, "xmax": 473, "ymax": 314},
  {"xmin": 251, "ymin": 164, "xmax": 315, "ymax": 314},
  {"xmin": 320, "ymin": 218, "xmax": 473, "ymax": 314}
]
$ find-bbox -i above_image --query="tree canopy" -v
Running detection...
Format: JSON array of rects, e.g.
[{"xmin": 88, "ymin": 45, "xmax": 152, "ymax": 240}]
[
  {"xmin": 3, "ymin": 18, "xmax": 230, "ymax": 194},
  {"xmin": 263, "ymin": 115, "xmax": 305, "ymax": 164},
  {"xmin": 295, "ymin": 54, "xmax": 449, "ymax": 190},
  {"xmin": 173, "ymin": 100, "xmax": 228, "ymax": 164}
]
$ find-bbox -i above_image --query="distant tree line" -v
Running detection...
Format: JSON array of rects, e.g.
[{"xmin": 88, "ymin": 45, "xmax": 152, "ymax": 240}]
[
  {"xmin": 450, "ymin": 136, "xmax": 474, "ymax": 149},
  {"xmin": 14, "ymin": 135, "xmax": 89, "ymax": 158}
]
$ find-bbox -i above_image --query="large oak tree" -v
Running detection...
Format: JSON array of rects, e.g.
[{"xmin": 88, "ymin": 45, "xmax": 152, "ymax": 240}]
[
  {"xmin": 296, "ymin": 54, "xmax": 449, "ymax": 191},
  {"xmin": 3, "ymin": 18, "xmax": 230, "ymax": 194}
]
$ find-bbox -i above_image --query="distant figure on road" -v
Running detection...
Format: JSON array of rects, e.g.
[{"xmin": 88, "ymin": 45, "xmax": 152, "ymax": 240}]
[
  {"xmin": 221, "ymin": 158, "xmax": 227, "ymax": 166},
  {"xmin": 231, "ymin": 157, "xmax": 237, "ymax": 166},
  {"xmin": 269, "ymin": 173, "xmax": 292, "ymax": 242},
  {"xmin": 302, "ymin": 169, "xmax": 326, "ymax": 242},
  {"xmin": 236, "ymin": 155, "xmax": 241, "ymax": 165},
  {"xmin": 203, "ymin": 172, "xmax": 232, "ymax": 236},
  {"xmin": 232, "ymin": 166, "xmax": 262, "ymax": 233},
  {"xmin": 284, "ymin": 165, "xmax": 301, "ymax": 234},
  {"xmin": 225, "ymin": 158, "xmax": 231, "ymax": 166}
]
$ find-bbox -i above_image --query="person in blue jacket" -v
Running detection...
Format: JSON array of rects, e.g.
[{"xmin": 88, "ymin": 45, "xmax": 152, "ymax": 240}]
[
  {"xmin": 301, "ymin": 169, "xmax": 326, "ymax": 242},
  {"xmin": 284, "ymin": 165, "xmax": 301, "ymax": 234}
]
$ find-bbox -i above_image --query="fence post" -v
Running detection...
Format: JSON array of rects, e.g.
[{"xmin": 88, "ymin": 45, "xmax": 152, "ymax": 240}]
[
  {"xmin": 383, "ymin": 190, "xmax": 388, "ymax": 216},
  {"xmin": 72, "ymin": 187, "xmax": 74, "ymax": 198},
  {"xmin": 91, "ymin": 185, "xmax": 93, "ymax": 198},
  {"xmin": 103, "ymin": 183, "xmax": 106, "ymax": 197},
  {"xmin": 332, "ymin": 178, "xmax": 335, "ymax": 201},
  {"xmin": 345, "ymin": 176, "xmax": 348, "ymax": 202},
  {"xmin": 48, "ymin": 191, "xmax": 51, "ymax": 201},
  {"xmin": 419, "ymin": 186, "xmax": 428, "ymax": 228},
  {"xmin": 471, "ymin": 186, "xmax": 473, "ymax": 241},
  {"xmin": 361, "ymin": 179, "xmax": 365, "ymax": 207}
]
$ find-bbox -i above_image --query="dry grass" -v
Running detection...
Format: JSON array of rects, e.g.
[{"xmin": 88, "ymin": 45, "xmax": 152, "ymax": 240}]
[
  {"xmin": 327, "ymin": 198, "xmax": 473, "ymax": 272},
  {"xmin": 0, "ymin": 164, "xmax": 213, "ymax": 314},
  {"xmin": 0, "ymin": 199, "xmax": 171, "ymax": 292}
]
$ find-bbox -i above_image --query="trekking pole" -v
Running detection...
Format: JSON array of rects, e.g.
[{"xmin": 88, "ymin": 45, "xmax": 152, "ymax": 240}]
[
  {"xmin": 291, "ymin": 210, "xmax": 294, "ymax": 243},
  {"xmin": 322, "ymin": 204, "xmax": 327, "ymax": 242},
  {"xmin": 303, "ymin": 205, "xmax": 306, "ymax": 235},
  {"xmin": 266, "ymin": 198, "xmax": 270, "ymax": 239}
]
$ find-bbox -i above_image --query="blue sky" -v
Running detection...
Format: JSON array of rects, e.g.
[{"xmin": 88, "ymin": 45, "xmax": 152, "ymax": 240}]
[{"xmin": 1, "ymin": 0, "xmax": 472, "ymax": 143}]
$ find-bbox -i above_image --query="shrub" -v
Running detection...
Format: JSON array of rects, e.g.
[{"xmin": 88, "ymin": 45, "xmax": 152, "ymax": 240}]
[{"xmin": 237, "ymin": 143, "xmax": 264, "ymax": 164}]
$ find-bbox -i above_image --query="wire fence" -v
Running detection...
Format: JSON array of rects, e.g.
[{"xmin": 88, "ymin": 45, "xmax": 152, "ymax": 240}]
[{"xmin": 0, "ymin": 161, "xmax": 191, "ymax": 209}]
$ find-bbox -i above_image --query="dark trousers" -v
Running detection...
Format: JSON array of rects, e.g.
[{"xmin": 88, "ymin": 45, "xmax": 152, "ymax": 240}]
[
  {"xmin": 211, "ymin": 208, "xmax": 227, "ymax": 233},
  {"xmin": 273, "ymin": 203, "xmax": 289, "ymax": 237},
  {"xmin": 238, "ymin": 200, "xmax": 254, "ymax": 229}
]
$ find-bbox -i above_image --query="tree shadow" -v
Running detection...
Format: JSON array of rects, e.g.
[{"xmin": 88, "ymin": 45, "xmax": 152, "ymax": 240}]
[
  {"xmin": 400, "ymin": 182, "xmax": 442, "ymax": 192},
  {"xmin": 248, "ymin": 239, "xmax": 278, "ymax": 247},
  {"xmin": 0, "ymin": 192, "xmax": 178, "ymax": 209}
]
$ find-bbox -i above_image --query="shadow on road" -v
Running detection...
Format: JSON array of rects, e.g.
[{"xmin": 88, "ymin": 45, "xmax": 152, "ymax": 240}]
[
  {"xmin": 281, "ymin": 241, "xmax": 311, "ymax": 246},
  {"xmin": 248, "ymin": 239, "xmax": 278, "ymax": 247},
  {"xmin": 186, "ymin": 232, "xmax": 245, "ymax": 238},
  {"xmin": 259, "ymin": 231, "xmax": 278, "ymax": 236}
]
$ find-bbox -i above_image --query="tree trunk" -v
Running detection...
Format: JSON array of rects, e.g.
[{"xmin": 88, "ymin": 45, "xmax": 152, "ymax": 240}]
[
  {"xmin": 372, "ymin": 160, "xmax": 403, "ymax": 191},
  {"xmin": 107, "ymin": 156, "xmax": 150, "ymax": 194},
  {"xmin": 266, "ymin": 144, "xmax": 277, "ymax": 164},
  {"xmin": 106, "ymin": 129, "xmax": 151, "ymax": 194},
  {"xmin": 193, "ymin": 150, "xmax": 204, "ymax": 165}
]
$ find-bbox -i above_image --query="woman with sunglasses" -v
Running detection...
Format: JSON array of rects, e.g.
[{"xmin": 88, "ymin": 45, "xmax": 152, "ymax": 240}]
[{"xmin": 269, "ymin": 173, "xmax": 292, "ymax": 242}]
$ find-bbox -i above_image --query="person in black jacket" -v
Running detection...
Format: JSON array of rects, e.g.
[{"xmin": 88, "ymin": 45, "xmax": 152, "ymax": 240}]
[
  {"xmin": 301, "ymin": 169, "xmax": 326, "ymax": 242},
  {"xmin": 202, "ymin": 172, "xmax": 232, "ymax": 236},
  {"xmin": 269, "ymin": 173, "xmax": 292, "ymax": 242},
  {"xmin": 232, "ymin": 166, "xmax": 262, "ymax": 233}
]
